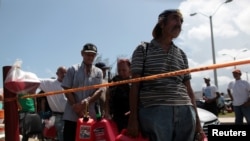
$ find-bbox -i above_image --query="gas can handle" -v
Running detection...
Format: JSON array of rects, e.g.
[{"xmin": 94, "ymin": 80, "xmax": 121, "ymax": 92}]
[{"xmin": 83, "ymin": 99, "xmax": 89, "ymax": 121}]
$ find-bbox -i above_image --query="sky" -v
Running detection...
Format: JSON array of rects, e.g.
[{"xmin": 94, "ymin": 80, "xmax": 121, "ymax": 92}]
[{"xmin": 1, "ymin": 0, "xmax": 250, "ymax": 94}]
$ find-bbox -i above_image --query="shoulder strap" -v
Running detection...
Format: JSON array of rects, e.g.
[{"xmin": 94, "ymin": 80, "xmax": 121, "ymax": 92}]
[
  {"xmin": 137, "ymin": 42, "xmax": 149, "ymax": 106},
  {"xmin": 140, "ymin": 41, "xmax": 149, "ymax": 77}
]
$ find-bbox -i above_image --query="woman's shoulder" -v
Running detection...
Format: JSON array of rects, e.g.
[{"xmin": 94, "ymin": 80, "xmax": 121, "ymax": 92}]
[{"xmin": 111, "ymin": 75, "xmax": 122, "ymax": 82}]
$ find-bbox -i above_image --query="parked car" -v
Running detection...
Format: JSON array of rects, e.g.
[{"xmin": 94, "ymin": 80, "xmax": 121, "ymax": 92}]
[
  {"xmin": 196, "ymin": 99, "xmax": 221, "ymax": 135},
  {"xmin": 196, "ymin": 99, "xmax": 205, "ymax": 109},
  {"xmin": 197, "ymin": 107, "xmax": 220, "ymax": 136}
]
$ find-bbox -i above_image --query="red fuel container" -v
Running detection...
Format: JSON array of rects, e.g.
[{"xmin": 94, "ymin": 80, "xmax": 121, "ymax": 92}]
[
  {"xmin": 75, "ymin": 117, "xmax": 96, "ymax": 141},
  {"xmin": 92, "ymin": 118, "xmax": 119, "ymax": 141}
]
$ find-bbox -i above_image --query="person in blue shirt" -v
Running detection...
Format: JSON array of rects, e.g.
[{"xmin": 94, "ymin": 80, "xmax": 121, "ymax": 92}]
[{"xmin": 61, "ymin": 43, "xmax": 103, "ymax": 141}]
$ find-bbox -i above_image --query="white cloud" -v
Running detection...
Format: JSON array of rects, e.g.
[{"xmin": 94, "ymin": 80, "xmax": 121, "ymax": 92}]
[
  {"xmin": 216, "ymin": 24, "xmax": 239, "ymax": 38},
  {"xmin": 178, "ymin": 0, "xmax": 250, "ymax": 92},
  {"xmin": 234, "ymin": 8, "xmax": 250, "ymax": 35},
  {"xmin": 188, "ymin": 25, "xmax": 210, "ymax": 40}
]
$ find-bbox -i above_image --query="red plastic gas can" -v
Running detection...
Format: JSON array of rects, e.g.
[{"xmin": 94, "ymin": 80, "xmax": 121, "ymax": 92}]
[
  {"xmin": 43, "ymin": 125, "xmax": 57, "ymax": 139},
  {"xmin": 92, "ymin": 118, "xmax": 119, "ymax": 141},
  {"xmin": 75, "ymin": 117, "xmax": 96, "ymax": 141},
  {"xmin": 115, "ymin": 129, "xmax": 149, "ymax": 141}
]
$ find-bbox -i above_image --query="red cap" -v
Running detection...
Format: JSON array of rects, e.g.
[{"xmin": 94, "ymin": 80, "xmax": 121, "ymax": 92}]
[{"xmin": 232, "ymin": 69, "xmax": 241, "ymax": 74}]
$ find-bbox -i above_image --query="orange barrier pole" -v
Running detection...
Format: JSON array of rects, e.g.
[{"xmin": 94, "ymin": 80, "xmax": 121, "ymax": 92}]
[
  {"xmin": 23, "ymin": 59, "xmax": 250, "ymax": 99},
  {"xmin": 3, "ymin": 66, "xmax": 20, "ymax": 141}
]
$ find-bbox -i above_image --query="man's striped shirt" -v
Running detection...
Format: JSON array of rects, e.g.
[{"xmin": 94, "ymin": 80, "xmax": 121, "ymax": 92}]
[{"xmin": 131, "ymin": 39, "xmax": 192, "ymax": 107}]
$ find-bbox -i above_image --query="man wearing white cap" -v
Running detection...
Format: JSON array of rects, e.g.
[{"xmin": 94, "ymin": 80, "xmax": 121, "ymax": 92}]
[{"xmin": 202, "ymin": 76, "xmax": 220, "ymax": 116}]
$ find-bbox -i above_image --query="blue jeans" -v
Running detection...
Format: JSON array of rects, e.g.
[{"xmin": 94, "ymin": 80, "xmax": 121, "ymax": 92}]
[
  {"xmin": 139, "ymin": 105, "xmax": 196, "ymax": 141},
  {"xmin": 54, "ymin": 114, "xmax": 64, "ymax": 141},
  {"xmin": 233, "ymin": 105, "xmax": 250, "ymax": 125}
]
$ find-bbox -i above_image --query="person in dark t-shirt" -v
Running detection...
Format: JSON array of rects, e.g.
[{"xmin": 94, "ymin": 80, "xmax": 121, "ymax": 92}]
[{"xmin": 105, "ymin": 58, "xmax": 131, "ymax": 132}]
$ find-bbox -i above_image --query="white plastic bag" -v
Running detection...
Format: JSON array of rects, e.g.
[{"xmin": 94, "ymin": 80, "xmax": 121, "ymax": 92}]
[
  {"xmin": 44, "ymin": 115, "xmax": 55, "ymax": 128},
  {"xmin": 4, "ymin": 59, "xmax": 40, "ymax": 94}
]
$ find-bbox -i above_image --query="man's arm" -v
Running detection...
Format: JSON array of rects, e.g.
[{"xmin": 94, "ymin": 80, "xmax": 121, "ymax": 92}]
[
  {"xmin": 227, "ymin": 89, "xmax": 233, "ymax": 101},
  {"xmin": 78, "ymin": 88, "xmax": 103, "ymax": 117},
  {"xmin": 184, "ymin": 80, "xmax": 205, "ymax": 138},
  {"xmin": 62, "ymin": 86, "xmax": 84, "ymax": 117},
  {"xmin": 127, "ymin": 74, "xmax": 140, "ymax": 137},
  {"xmin": 63, "ymin": 87, "xmax": 76, "ymax": 106},
  {"xmin": 82, "ymin": 88, "xmax": 103, "ymax": 104}
]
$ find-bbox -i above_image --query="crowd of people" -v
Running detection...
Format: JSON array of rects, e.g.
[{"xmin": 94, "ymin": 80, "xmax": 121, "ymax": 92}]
[{"xmin": 4, "ymin": 8, "xmax": 249, "ymax": 141}]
